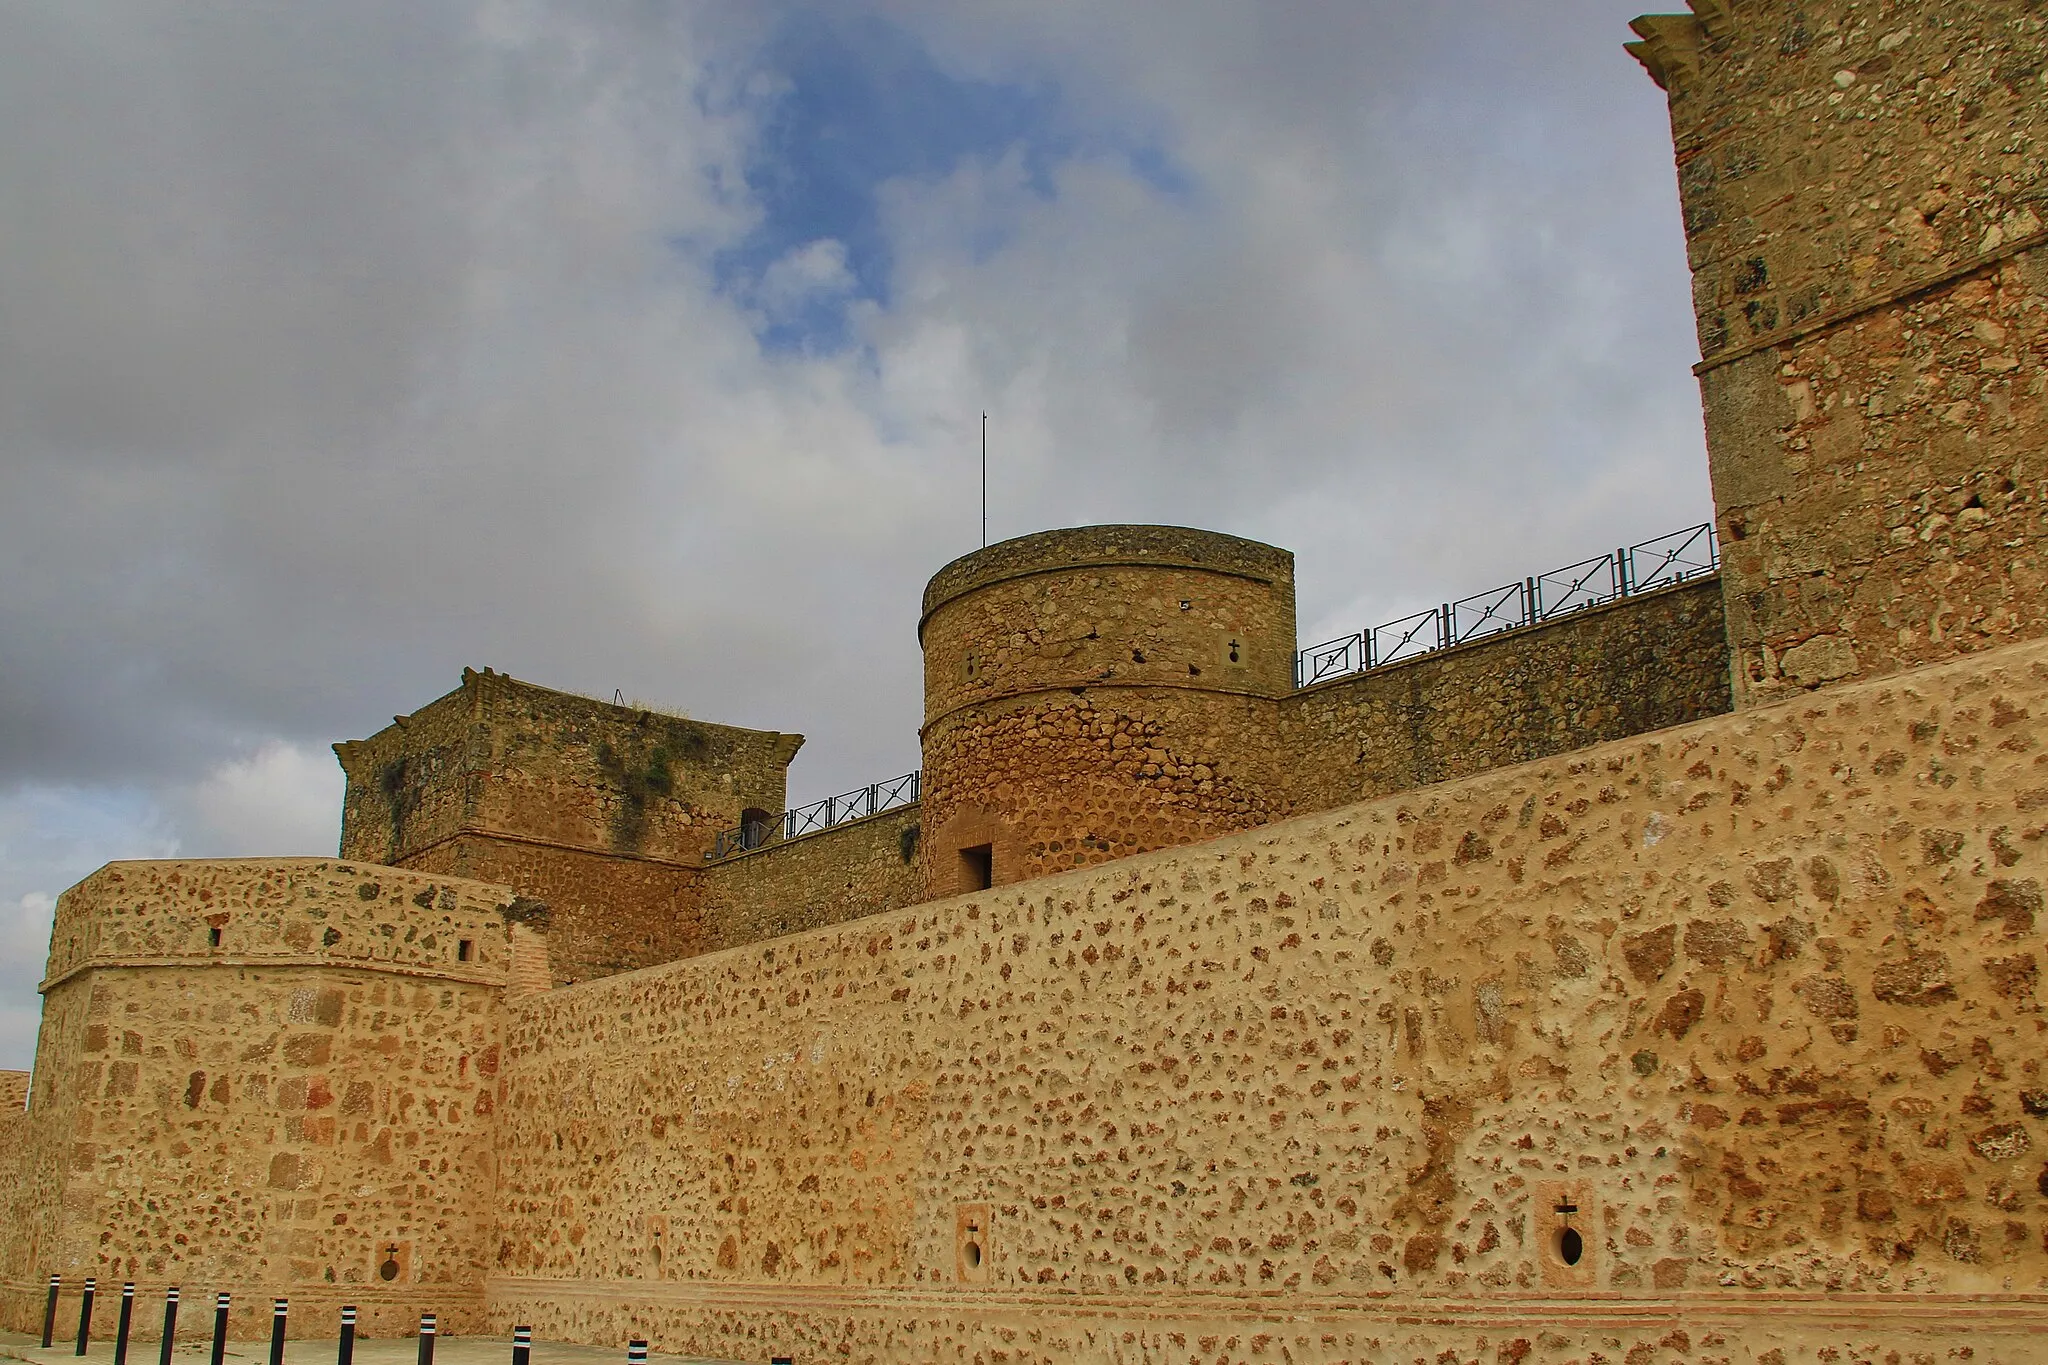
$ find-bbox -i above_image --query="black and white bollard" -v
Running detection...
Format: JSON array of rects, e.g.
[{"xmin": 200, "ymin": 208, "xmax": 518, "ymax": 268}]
[
  {"xmin": 209, "ymin": 1293, "xmax": 230, "ymax": 1365},
  {"xmin": 416, "ymin": 1313, "xmax": 436, "ymax": 1365},
  {"xmin": 627, "ymin": 1341, "xmax": 647, "ymax": 1365},
  {"xmin": 114, "ymin": 1283, "xmax": 136, "ymax": 1365},
  {"xmin": 337, "ymin": 1306, "xmax": 357, "ymax": 1365},
  {"xmin": 510, "ymin": 1326, "xmax": 531, "ymax": 1365},
  {"xmin": 42, "ymin": 1274, "xmax": 60, "ymax": 1349},
  {"xmin": 269, "ymin": 1299, "xmax": 288, "ymax": 1365},
  {"xmin": 76, "ymin": 1276, "xmax": 97, "ymax": 1355},
  {"xmin": 157, "ymin": 1288, "xmax": 180, "ymax": 1365}
]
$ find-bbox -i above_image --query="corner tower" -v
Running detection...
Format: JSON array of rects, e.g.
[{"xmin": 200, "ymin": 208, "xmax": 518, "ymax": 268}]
[
  {"xmin": 918, "ymin": 526, "xmax": 1295, "ymax": 898},
  {"xmin": 1632, "ymin": 1, "xmax": 2047, "ymax": 705}
]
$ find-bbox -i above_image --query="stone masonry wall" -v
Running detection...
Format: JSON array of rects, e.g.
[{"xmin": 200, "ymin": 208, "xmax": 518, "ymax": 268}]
[
  {"xmin": 399, "ymin": 837, "xmax": 696, "ymax": 987},
  {"xmin": 337, "ymin": 669, "xmax": 801, "ymax": 869},
  {"xmin": 335, "ymin": 669, "xmax": 803, "ymax": 984},
  {"xmin": 0, "ymin": 860, "xmax": 524, "ymax": 1341},
  {"xmin": 696, "ymin": 806, "xmax": 924, "ymax": 952},
  {"xmin": 1633, "ymin": 0, "xmax": 2048, "ymax": 704},
  {"xmin": 919, "ymin": 527, "xmax": 1298, "ymax": 900},
  {"xmin": 1284, "ymin": 578, "xmax": 1732, "ymax": 814},
  {"xmin": 486, "ymin": 635, "xmax": 2048, "ymax": 1364}
]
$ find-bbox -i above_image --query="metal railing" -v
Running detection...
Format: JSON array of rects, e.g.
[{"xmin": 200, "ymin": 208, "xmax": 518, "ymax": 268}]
[
  {"xmin": 707, "ymin": 769, "xmax": 922, "ymax": 862},
  {"xmin": 1295, "ymin": 522, "xmax": 1718, "ymax": 688}
]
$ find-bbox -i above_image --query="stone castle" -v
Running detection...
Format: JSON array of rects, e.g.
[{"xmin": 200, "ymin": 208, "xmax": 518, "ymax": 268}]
[{"xmin": 4, "ymin": 4, "xmax": 2044, "ymax": 1361}]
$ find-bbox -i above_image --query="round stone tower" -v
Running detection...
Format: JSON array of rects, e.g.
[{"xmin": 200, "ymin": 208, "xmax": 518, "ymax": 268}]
[{"xmin": 918, "ymin": 525, "xmax": 1296, "ymax": 898}]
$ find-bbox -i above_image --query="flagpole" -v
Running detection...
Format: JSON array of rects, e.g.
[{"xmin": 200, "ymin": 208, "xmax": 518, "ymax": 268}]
[{"xmin": 981, "ymin": 412, "xmax": 988, "ymax": 548}]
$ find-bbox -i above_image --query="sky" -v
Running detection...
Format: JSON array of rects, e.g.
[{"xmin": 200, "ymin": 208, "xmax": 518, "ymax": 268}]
[{"xmin": 0, "ymin": 0, "xmax": 1712, "ymax": 1069}]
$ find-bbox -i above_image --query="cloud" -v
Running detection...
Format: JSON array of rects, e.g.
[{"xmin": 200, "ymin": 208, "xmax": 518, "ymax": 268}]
[
  {"xmin": 0, "ymin": 0, "xmax": 1712, "ymax": 1066},
  {"xmin": 173, "ymin": 741, "xmax": 347, "ymax": 859}
]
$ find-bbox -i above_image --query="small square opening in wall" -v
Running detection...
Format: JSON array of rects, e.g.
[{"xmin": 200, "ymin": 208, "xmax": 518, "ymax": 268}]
[
  {"xmin": 457, "ymin": 939, "xmax": 473, "ymax": 963},
  {"xmin": 960, "ymin": 844, "xmax": 993, "ymax": 892}
]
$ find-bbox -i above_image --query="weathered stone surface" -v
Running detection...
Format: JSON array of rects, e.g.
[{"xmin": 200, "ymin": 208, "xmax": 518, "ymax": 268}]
[
  {"xmin": 0, "ymin": 859, "xmax": 525, "ymax": 1340},
  {"xmin": 478, "ymin": 637, "xmax": 2048, "ymax": 1362},
  {"xmin": 334, "ymin": 668, "xmax": 803, "ymax": 984},
  {"xmin": 1645, "ymin": 0, "xmax": 2048, "ymax": 704}
]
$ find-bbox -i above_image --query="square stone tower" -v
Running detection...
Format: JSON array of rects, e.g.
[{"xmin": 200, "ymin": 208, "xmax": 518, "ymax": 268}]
[
  {"xmin": 334, "ymin": 668, "xmax": 802, "ymax": 982},
  {"xmin": 1631, "ymin": 0, "xmax": 2046, "ymax": 705}
]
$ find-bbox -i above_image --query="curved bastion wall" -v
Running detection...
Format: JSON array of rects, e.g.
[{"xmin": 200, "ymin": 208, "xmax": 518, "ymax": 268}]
[
  {"xmin": 0, "ymin": 859, "xmax": 544, "ymax": 1340},
  {"xmin": 918, "ymin": 526, "xmax": 1299, "ymax": 899}
]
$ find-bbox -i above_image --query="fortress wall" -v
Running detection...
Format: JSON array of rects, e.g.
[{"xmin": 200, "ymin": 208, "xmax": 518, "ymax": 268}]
[
  {"xmin": 487, "ymin": 636, "xmax": 2048, "ymax": 1364},
  {"xmin": 696, "ymin": 805, "xmax": 924, "ymax": 952},
  {"xmin": 1634, "ymin": 0, "xmax": 2048, "ymax": 704},
  {"xmin": 1285, "ymin": 578, "xmax": 1732, "ymax": 814},
  {"xmin": 1, "ymin": 860, "xmax": 523, "ymax": 1340},
  {"xmin": 399, "ymin": 836, "xmax": 695, "ymax": 986}
]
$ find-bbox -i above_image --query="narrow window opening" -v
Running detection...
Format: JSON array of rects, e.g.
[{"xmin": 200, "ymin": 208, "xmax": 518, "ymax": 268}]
[
  {"xmin": 208, "ymin": 926, "xmax": 222, "ymax": 948},
  {"xmin": 960, "ymin": 844, "xmax": 993, "ymax": 892},
  {"xmin": 457, "ymin": 939, "xmax": 473, "ymax": 963}
]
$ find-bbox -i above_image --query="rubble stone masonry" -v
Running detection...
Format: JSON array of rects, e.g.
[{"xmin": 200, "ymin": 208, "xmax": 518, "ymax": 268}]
[
  {"xmin": 0, "ymin": 860, "xmax": 532, "ymax": 1340},
  {"xmin": 1633, "ymin": 0, "xmax": 2048, "ymax": 704},
  {"xmin": 485, "ymin": 634, "xmax": 2048, "ymax": 1363},
  {"xmin": 1285, "ymin": 578, "xmax": 1732, "ymax": 814},
  {"xmin": 335, "ymin": 669, "xmax": 803, "ymax": 983},
  {"xmin": 918, "ymin": 527, "xmax": 1300, "ymax": 901},
  {"xmin": 694, "ymin": 806, "xmax": 925, "ymax": 952}
]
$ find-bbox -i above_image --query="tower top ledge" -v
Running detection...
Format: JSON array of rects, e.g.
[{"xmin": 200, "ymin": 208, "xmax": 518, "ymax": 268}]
[{"xmin": 921, "ymin": 524, "xmax": 1294, "ymax": 628}]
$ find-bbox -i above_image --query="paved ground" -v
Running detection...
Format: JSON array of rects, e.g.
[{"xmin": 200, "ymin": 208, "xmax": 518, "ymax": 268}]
[{"xmin": 0, "ymin": 1332, "xmax": 745, "ymax": 1365}]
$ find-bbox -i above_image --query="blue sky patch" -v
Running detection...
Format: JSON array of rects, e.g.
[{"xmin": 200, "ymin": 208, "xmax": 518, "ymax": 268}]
[{"xmin": 710, "ymin": 14, "xmax": 1185, "ymax": 355}]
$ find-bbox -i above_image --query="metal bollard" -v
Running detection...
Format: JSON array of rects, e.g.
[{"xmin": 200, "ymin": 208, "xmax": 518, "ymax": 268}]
[
  {"xmin": 76, "ymin": 1277, "xmax": 98, "ymax": 1356},
  {"xmin": 510, "ymin": 1326, "xmax": 531, "ymax": 1365},
  {"xmin": 158, "ymin": 1288, "xmax": 180, "ymax": 1365},
  {"xmin": 43, "ymin": 1274, "xmax": 60, "ymax": 1349},
  {"xmin": 416, "ymin": 1313, "xmax": 436, "ymax": 1365},
  {"xmin": 337, "ymin": 1306, "xmax": 356, "ymax": 1365},
  {"xmin": 210, "ymin": 1293, "xmax": 230, "ymax": 1365},
  {"xmin": 114, "ymin": 1283, "xmax": 136, "ymax": 1365},
  {"xmin": 627, "ymin": 1342, "xmax": 646, "ymax": 1365},
  {"xmin": 269, "ymin": 1299, "xmax": 288, "ymax": 1365}
]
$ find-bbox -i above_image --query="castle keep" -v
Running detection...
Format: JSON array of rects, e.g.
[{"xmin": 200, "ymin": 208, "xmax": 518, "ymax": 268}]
[{"xmin": 5, "ymin": 4, "xmax": 2045, "ymax": 1362}]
